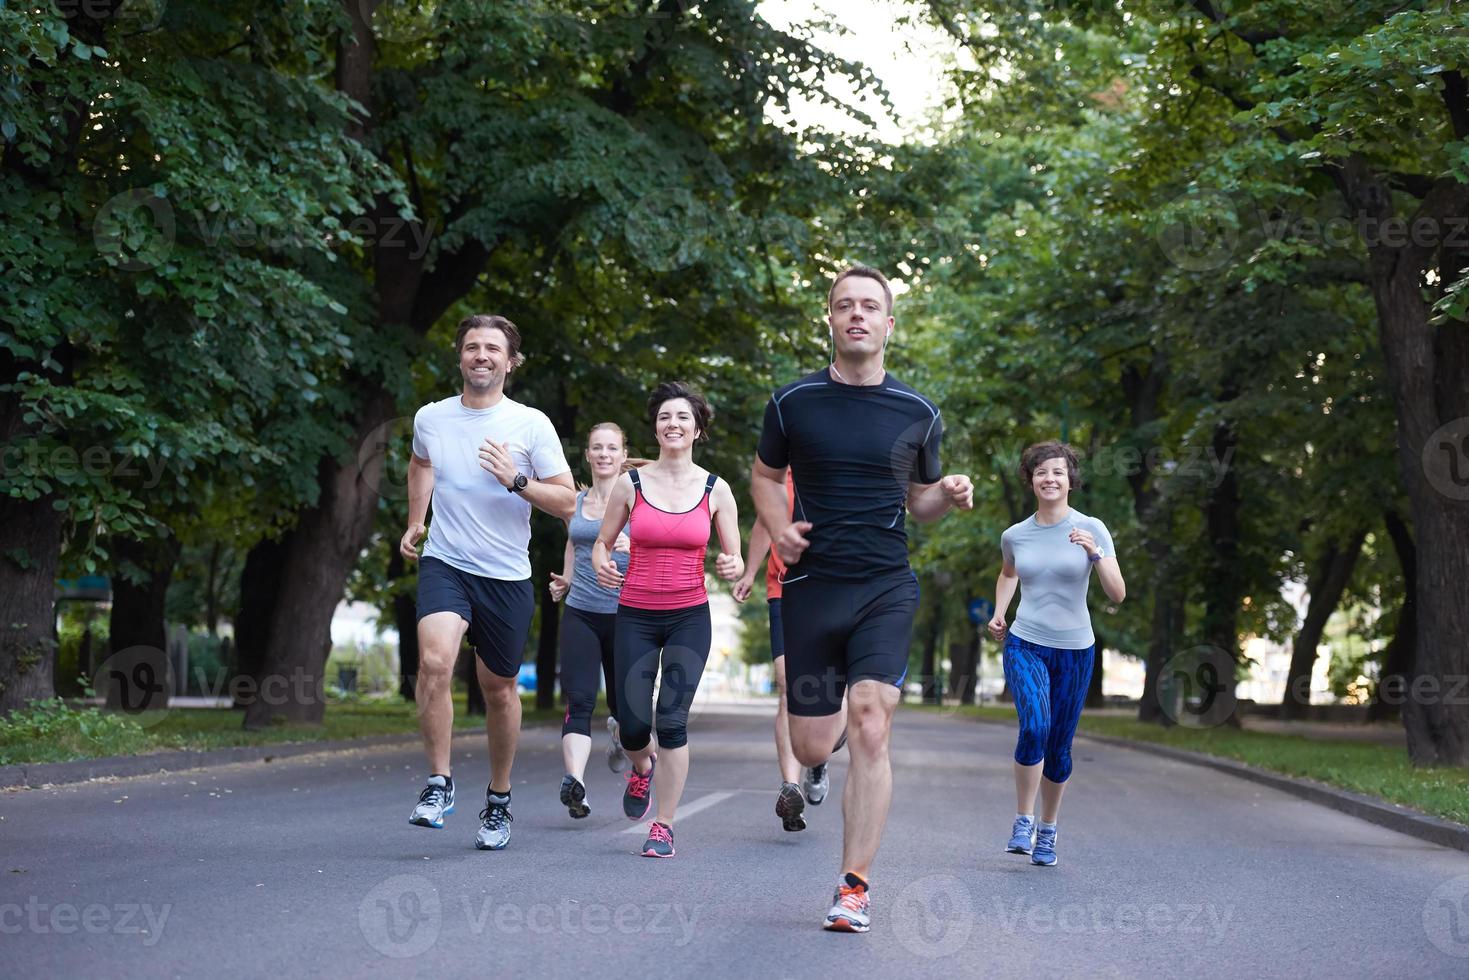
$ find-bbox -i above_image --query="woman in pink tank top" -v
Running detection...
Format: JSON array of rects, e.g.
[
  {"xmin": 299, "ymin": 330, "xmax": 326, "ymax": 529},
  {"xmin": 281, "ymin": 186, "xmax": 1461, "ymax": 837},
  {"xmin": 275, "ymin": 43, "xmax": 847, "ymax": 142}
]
[{"xmin": 592, "ymin": 381, "xmax": 743, "ymax": 858}]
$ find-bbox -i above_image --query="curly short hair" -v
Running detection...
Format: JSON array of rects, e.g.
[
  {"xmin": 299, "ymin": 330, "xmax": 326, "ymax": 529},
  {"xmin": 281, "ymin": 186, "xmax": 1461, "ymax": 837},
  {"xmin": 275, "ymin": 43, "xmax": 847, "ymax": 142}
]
[
  {"xmin": 1019, "ymin": 440, "xmax": 1082, "ymax": 491},
  {"xmin": 646, "ymin": 381, "xmax": 712, "ymax": 443}
]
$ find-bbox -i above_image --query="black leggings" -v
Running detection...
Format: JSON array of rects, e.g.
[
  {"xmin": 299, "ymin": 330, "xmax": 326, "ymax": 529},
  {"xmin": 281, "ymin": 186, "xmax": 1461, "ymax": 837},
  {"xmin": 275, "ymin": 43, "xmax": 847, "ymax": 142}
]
[
  {"xmin": 614, "ymin": 603, "xmax": 711, "ymax": 752},
  {"xmin": 559, "ymin": 605, "xmax": 617, "ymax": 738}
]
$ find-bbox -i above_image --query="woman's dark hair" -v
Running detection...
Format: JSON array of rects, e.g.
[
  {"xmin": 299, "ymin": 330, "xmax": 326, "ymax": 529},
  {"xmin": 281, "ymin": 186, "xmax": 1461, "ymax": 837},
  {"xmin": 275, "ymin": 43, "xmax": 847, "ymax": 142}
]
[
  {"xmin": 1019, "ymin": 440, "xmax": 1083, "ymax": 491},
  {"xmin": 646, "ymin": 381, "xmax": 713, "ymax": 443}
]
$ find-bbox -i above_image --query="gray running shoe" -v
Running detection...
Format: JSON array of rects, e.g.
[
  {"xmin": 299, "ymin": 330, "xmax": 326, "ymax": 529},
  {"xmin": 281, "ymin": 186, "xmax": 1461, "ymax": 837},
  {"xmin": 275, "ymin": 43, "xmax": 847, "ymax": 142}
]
[
  {"xmin": 802, "ymin": 763, "xmax": 830, "ymax": 806},
  {"xmin": 606, "ymin": 716, "xmax": 629, "ymax": 773},
  {"xmin": 823, "ymin": 874, "xmax": 871, "ymax": 933},
  {"xmin": 776, "ymin": 781, "xmax": 807, "ymax": 832},
  {"xmin": 474, "ymin": 792, "xmax": 512, "ymax": 850},
  {"xmin": 560, "ymin": 774, "xmax": 591, "ymax": 819},
  {"xmin": 409, "ymin": 774, "xmax": 454, "ymax": 829}
]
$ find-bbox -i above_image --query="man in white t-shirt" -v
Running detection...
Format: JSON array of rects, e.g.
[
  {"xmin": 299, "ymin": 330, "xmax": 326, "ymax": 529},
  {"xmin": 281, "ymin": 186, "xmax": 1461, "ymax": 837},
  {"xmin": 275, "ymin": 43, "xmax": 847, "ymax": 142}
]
[{"xmin": 399, "ymin": 313, "xmax": 575, "ymax": 850}]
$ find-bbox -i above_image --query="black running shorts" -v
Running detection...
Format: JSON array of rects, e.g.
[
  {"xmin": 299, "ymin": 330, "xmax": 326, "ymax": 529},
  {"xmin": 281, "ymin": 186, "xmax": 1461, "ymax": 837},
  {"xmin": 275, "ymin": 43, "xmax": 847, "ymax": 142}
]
[
  {"xmin": 416, "ymin": 557, "xmax": 534, "ymax": 678},
  {"xmin": 781, "ymin": 570, "xmax": 918, "ymax": 717}
]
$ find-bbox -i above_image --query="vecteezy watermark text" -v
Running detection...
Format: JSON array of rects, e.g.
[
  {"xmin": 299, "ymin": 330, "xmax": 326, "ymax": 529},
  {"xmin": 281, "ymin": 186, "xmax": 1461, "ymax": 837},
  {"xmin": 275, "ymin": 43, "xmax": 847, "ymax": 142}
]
[{"xmin": 0, "ymin": 899, "xmax": 171, "ymax": 947}]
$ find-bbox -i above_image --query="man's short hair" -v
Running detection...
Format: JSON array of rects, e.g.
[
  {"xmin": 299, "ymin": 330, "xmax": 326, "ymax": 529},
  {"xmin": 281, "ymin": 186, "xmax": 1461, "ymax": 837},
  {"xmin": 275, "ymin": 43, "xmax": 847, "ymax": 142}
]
[
  {"xmin": 1019, "ymin": 441, "xmax": 1083, "ymax": 491},
  {"xmin": 455, "ymin": 314, "xmax": 526, "ymax": 369},
  {"xmin": 827, "ymin": 265, "xmax": 893, "ymax": 315}
]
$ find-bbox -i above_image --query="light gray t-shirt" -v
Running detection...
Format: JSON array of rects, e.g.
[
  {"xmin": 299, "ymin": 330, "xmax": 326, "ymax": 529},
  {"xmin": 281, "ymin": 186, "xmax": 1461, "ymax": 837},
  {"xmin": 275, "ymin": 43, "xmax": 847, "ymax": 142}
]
[
  {"xmin": 1001, "ymin": 509, "xmax": 1115, "ymax": 650},
  {"xmin": 412, "ymin": 394, "xmax": 570, "ymax": 581}
]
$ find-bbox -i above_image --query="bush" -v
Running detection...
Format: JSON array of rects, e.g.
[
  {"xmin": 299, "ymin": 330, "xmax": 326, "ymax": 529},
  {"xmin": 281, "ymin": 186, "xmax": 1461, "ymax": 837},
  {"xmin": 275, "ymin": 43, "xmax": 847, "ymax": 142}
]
[{"xmin": 0, "ymin": 698, "xmax": 152, "ymax": 765}]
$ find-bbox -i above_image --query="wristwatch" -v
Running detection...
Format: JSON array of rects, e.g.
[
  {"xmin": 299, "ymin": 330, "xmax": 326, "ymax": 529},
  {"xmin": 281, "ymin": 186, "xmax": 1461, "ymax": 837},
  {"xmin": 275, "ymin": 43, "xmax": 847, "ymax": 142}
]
[
  {"xmin": 1088, "ymin": 549, "xmax": 1104, "ymax": 562},
  {"xmin": 507, "ymin": 473, "xmax": 529, "ymax": 494}
]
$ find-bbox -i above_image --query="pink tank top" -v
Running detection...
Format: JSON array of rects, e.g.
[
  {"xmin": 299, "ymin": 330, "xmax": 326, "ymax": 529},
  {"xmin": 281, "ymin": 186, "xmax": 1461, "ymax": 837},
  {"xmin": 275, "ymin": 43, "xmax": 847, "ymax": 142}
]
[{"xmin": 619, "ymin": 470, "xmax": 716, "ymax": 610}]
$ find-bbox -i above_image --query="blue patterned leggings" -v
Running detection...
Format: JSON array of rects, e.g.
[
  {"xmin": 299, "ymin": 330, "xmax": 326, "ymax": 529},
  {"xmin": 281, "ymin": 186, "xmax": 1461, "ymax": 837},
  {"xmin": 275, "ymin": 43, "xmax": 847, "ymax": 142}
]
[{"xmin": 1002, "ymin": 635, "xmax": 1095, "ymax": 784}]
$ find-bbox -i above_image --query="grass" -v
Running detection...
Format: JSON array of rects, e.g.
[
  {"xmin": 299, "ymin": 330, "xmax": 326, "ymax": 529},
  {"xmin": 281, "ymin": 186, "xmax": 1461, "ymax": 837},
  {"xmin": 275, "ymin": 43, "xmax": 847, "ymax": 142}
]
[
  {"xmin": 0, "ymin": 692, "xmax": 566, "ymax": 768},
  {"xmin": 909, "ymin": 702, "xmax": 1469, "ymax": 827}
]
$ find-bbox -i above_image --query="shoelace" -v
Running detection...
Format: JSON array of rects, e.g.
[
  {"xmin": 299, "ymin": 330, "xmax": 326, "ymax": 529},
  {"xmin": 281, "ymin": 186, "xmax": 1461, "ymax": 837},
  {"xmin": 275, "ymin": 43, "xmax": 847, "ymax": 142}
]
[
  {"xmin": 836, "ymin": 885, "xmax": 868, "ymax": 912},
  {"xmin": 810, "ymin": 764, "xmax": 826, "ymax": 781},
  {"xmin": 647, "ymin": 822, "xmax": 672, "ymax": 845},
  {"xmin": 419, "ymin": 785, "xmax": 449, "ymax": 808},
  {"xmin": 1035, "ymin": 828, "xmax": 1055, "ymax": 848},
  {"xmin": 627, "ymin": 768, "xmax": 652, "ymax": 799},
  {"xmin": 479, "ymin": 802, "xmax": 512, "ymax": 829}
]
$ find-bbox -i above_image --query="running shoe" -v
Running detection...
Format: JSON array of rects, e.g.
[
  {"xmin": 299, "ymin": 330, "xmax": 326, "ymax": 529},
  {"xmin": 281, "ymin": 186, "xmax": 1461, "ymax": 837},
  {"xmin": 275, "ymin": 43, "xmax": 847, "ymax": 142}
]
[
  {"xmin": 1006, "ymin": 814, "xmax": 1036, "ymax": 855},
  {"xmin": 776, "ymin": 781, "xmax": 807, "ymax": 832},
  {"xmin": 622, "ymin": 754, "xmax": 656, "ymax": 820},
  {"xmin": 1031, "ymin": 825, "xmax": 1058, "ymax": 867},
  {"xmin": 560, "ymin": 774, "xmax": 591, "ymax": 819},
  {"xmin": 823, "ymin": 873, "xmax": 871, "ymax": 933},
  {"xmin": 606, "ymin": 716, "xmax": 629, "ymax": 773},
  {"xmin": 409, "ymin": 774, "xmax": 454, "ymax": 828},
  {"xmin": 641, "ymin": 821, "xmax": 675, "ymax": 858},
  {"xmin": 474, "ymin": 792, "xmax": 512, "ymax": 850},
  {"xmin": 802, "ymin": 762, "xmax": 829, "ymax": 806}
]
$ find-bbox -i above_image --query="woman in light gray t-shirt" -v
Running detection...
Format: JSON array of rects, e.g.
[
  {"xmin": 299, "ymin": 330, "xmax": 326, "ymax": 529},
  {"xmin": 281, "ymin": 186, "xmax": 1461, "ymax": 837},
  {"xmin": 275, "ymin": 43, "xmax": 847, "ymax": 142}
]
[{"xmin": 987, "ymin": 441, "xmax": 1126, "ymax": 867}]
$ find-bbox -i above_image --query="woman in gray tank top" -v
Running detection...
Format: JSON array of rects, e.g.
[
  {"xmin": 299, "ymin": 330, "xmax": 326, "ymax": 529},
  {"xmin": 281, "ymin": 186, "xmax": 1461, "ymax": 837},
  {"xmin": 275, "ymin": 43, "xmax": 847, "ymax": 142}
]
[
  {"xmin": 986, "ymin": 441, "xmax": 1126, "ymax": 867},
  {"xmin": 548, "ymin": 422, "xmax": 635, "ymax": 818}
]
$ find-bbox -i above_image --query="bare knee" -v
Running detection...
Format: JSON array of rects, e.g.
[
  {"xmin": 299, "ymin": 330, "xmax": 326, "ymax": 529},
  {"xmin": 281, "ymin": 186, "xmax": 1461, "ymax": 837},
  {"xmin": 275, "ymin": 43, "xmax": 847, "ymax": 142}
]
[
  {"xmin": 479, "ymin": 673, "xmax": 519, "ymax": 707},
  {"xmin": 847, "ymin": 704, "xmax": 892, "ymax": 758}
]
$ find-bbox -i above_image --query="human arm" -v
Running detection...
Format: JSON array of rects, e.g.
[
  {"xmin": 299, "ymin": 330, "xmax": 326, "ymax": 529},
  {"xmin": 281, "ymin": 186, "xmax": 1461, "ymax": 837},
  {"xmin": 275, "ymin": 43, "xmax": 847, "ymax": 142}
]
[
  {"xmin": 399, "ymin": 452, "xmax": 434, "ymax": 560},
  {"xmin": 549, "ymin": 534, "xmax": 573, "ymax": 602},
  {"xmin": 1069, "ymin": 524, "xmax": 1126, "ymax": 604},
  {"xmin": 710, "ymin": 478, "xmax": 744, "ymax": 583},
  {"xmin": 477, "ymin": 438, "xmax": 577, "ymax": 520},
  {"xmin": 591, "ymin": 475, "xmax": 634, "ymax": 590},
  {"xmin": 906, "ymin": 474, "xmax": 974, "ymax": 524},
  {"xmin": 987, "ymin": 558, "xmax": 1020, "ymax": 642},
  {"xmin": 732, "ymin": 519, "xmax": 771, "ymax": 603},
  {"xmin": 752, "ymin": 458, "xmax": 810, "ymax": 566}
]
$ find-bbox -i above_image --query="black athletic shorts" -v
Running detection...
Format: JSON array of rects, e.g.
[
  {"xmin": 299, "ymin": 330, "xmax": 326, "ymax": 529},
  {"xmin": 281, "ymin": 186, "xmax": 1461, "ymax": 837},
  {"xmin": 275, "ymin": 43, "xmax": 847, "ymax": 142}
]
[
  {"xmin": 768, "ymin": 598, "xmax": 785, "ymax": 660},
  {"xmin": 416, "ymin": 557, "xmax": 534, "ymax": 678},
  {"xmin": 781, "ymin": 569, "xmax": 918, "ymax": 717}
]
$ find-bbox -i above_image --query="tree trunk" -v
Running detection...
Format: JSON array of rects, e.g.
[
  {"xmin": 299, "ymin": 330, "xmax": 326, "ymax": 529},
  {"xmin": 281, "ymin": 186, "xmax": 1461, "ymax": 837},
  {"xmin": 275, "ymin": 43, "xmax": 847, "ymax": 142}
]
[
  {"xmin": 1119, "ymin": 353, "xmax": 1179, "ymax": 724},
  {"xmin": 244, "ymin": 399, "xmax": 393, "ymax": 728},
  {"xmin": 919, "ymin": 582, "xmax": 943, "ymax": 704},
  {"xmin": 234, "ymin": 536, "xmax": 287, "ymax": 709},
  {"xmin": 1331, "ymin": 156, "xmax": 1469, "ymax": 765},
  {"xmin": 1086, "ymin": 632, "xmax": 1105, "ymax": 709},
  {"xmin": 948, "ymin": 635, "xmax": 978, "ymax": 705},
  {"xmin": 1369, "ymin": 508, "xmax": 1416, "ymax": 722},
  {"xmin": 388, "ymin": 548, "xmax": 419, "ymax": 702},
  {"xmin": 0, "ymin": 496, "xmax": 60, "ymax": 713},
  {"xmin": 205, "ymin": 541, "xmax": 222, "ymax": 636},
  {"xmin": 1199, "ymin": 416, "xmax": 1243, "ymax": 727},
  {"xmin": 458, "ymin": 641, "xmax": 485, "ymax": 717},
  {"xmin": 1279, "ymin": 529, "xmax": 1367, "ymax": 721},
  {"xmin": 104, "ymin": 533, "xmax": 181, "ymax": 711}
]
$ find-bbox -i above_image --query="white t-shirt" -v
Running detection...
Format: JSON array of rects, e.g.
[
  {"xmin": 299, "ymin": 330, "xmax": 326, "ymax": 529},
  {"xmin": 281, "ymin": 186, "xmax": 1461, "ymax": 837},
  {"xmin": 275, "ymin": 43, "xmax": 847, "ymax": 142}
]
[{"xmin": 412, "ymin": 394, "xmax": 570, "ymax": 581}]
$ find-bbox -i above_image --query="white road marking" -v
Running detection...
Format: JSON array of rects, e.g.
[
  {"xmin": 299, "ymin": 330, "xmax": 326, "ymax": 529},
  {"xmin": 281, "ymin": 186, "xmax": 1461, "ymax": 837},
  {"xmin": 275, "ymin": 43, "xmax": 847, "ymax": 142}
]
[{"xmin": 620, "ymin": 791, "xmax": 735, "ymax": 833}]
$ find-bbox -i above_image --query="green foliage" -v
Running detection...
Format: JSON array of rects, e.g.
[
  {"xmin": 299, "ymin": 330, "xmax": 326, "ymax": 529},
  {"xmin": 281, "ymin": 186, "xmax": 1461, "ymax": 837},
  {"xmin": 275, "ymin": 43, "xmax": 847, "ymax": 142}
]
[{"xmin": 0, "ymin": 697, "xmax": 149, "ymax": 764}]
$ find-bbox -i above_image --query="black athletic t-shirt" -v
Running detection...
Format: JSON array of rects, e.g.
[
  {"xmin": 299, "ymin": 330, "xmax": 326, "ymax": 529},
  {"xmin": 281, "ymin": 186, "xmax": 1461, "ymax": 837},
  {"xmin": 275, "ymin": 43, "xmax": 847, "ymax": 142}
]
[{"xmin": 757, "ymin": 368, "xmax": 943, "ymax": 582}]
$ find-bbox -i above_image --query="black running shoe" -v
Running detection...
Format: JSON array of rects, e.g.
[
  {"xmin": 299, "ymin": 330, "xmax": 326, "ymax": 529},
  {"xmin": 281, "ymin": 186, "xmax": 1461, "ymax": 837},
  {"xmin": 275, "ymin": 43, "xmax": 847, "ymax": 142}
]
[
  {"xmin": 623, "ymin": 754, "xmax": 656, "ymax": 820},
  {"xmin": 560, "ymin": 774, "xmax": 591, "ymax": 819},
  {"xmin": 776, "ymin": 781, "xmax": 807, "ymax": 832}
]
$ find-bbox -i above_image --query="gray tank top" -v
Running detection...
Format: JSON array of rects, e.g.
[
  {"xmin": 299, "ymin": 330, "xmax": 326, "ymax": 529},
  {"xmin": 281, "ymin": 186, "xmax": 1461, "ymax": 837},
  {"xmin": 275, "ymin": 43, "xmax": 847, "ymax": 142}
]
[{"xmin": 567, "ymin": 490, "xmax": 629, "ymax": 614}]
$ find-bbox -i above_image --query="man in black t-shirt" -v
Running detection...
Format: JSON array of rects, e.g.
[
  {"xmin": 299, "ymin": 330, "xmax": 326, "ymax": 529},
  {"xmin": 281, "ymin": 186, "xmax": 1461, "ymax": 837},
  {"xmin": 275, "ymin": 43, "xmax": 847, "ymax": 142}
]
[{"xmin": 752, "ymin": 265, "xmax": 973, "ymax": 934}]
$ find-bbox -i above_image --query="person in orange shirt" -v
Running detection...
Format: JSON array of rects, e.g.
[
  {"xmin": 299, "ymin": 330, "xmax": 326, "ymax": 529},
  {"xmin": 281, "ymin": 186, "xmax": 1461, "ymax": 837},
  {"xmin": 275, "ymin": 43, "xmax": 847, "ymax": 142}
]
[{"xmin": 735, "ymin": 472, "xmax": 843, "ymax": 832}]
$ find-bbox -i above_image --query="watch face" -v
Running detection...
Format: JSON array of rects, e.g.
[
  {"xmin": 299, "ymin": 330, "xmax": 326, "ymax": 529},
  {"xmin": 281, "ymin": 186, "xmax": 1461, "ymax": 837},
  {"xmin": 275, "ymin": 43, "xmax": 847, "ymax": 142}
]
[{"xmin": 514, "ymin": 474, "xmax": 529, "ymax": 491}]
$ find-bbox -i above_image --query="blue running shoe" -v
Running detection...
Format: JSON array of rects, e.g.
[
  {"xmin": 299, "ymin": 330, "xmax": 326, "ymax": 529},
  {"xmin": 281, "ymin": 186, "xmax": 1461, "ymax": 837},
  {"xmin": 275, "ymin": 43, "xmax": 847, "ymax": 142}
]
[
  {"xmin": 1006, "ymin": 815, "xmax": 1035, "ymax": 854},
  {"xmin": 409, "ymin": 775, "xmax": 454, "ymax": 828},
  {"xmin": 1031, "ymin": 825, "xmax": 1058, "ymax": 866}
]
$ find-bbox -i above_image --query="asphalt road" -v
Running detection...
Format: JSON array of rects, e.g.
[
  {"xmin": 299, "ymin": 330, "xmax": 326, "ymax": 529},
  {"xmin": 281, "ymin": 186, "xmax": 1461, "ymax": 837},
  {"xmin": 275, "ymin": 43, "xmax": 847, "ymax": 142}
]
[{"xmin": 4, "ymin": 706, "xmax": 1469, "ymax": 978}]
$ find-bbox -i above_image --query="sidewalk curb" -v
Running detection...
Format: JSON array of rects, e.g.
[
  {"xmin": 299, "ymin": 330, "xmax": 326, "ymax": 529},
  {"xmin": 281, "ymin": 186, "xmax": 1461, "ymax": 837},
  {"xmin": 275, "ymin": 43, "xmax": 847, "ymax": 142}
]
[
  {"xmin": 1074, "ymin": 730, "xmax": 1469, "ymax": 853},
  {"xmin": 0, "ymin": 726, "xmax": 501, "ymax": 791}
]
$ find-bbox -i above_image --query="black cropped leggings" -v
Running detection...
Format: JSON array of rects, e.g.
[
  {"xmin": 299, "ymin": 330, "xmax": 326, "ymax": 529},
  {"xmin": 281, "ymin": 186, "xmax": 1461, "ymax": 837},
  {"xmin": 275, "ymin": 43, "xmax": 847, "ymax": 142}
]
[
  {"xmin": 559, "ymin": 605, "xmax": 617, "ymax": 738},
  {"xmin": 613, "ymin": 603, "xmax": 711, "ymax": 752}
]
